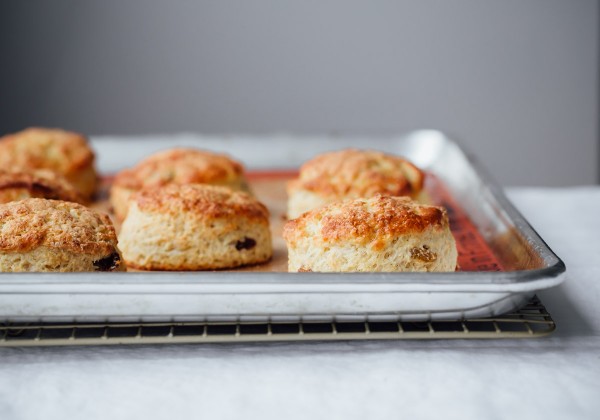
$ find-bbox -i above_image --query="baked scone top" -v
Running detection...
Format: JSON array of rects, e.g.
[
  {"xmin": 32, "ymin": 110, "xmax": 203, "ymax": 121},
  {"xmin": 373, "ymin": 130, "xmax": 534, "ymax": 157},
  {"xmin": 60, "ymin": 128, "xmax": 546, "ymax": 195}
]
[
  {"xmin": 113, "ymin": 148, "xmax": 244, "ymax": 190},
  {"xmin": 133, "ymin": 184, "xmax": 269, "ymax": 222},
  {"xmin": 0, "ymin": 198, "xmax": 118, "ymax": 254},
  {"xmin": 289, "ymin": 149, "xmax": 424, "ymax": 198},
  {"xmin": 283, "ymin": 195, "xmax": 449, "ymax": 245},
  {"xmin": 0, "ymin": 128, "xmax": 95, "ymax": 174},
  {"xmin": 0, "ymin": 169, "xmax": 85, "ymax": 204}
]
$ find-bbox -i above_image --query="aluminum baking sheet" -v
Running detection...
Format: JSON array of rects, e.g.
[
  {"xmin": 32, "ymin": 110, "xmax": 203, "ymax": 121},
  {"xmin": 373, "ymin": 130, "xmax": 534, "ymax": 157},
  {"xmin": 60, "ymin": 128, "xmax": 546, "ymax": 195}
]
[{"xmin": 0, "ymin": 130, "xmax": 566, "ymax": 322}]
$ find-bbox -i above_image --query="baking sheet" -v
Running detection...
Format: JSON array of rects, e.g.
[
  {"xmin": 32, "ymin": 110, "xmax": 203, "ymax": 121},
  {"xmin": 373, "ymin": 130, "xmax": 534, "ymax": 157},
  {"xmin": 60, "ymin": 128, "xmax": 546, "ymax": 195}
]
[
  {"xmin": 0, "ymin": 131, "xmax": 566, "ymax": 322},
  {"xmin": 95, "ymin": 172, "xmax": 503, "ymax": 274}
]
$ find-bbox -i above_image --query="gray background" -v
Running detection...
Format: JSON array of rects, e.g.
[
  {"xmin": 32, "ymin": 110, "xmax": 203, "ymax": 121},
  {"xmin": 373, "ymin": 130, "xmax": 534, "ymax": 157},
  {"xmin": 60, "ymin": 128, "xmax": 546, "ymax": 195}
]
[{"xmin": 0, "ymin": 0, "xmax": 597, "ymax": 186}]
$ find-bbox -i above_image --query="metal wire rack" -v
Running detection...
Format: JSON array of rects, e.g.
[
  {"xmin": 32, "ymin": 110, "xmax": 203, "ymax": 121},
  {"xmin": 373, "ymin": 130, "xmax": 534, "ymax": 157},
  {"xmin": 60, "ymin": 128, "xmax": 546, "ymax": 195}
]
[{"xmin": 0, "ymin": 296, "xmax": 554, "ymax": 347}]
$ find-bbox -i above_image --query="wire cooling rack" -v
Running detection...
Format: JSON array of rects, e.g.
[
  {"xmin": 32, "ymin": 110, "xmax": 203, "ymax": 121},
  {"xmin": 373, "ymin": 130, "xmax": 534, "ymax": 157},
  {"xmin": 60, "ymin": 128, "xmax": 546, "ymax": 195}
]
[{"xmin": 0, "ymin": 296, "xmax": 554, "ymax": 347}]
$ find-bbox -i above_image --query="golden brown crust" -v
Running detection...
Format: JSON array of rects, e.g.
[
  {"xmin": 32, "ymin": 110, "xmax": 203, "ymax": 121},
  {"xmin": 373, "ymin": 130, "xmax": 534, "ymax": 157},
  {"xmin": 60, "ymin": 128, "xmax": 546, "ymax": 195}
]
[
  {"xmin": 112, "ymin": 148, "xmax": 244, "ymax": 190},
  {"xmin": 0, "ymin": 198, "xmax": 118, "ymax": 255},
  {"xmin": 134, "ymin": 184, "xmax": 270, "ymax": 222},
  {"xmin": 283, "ymin": 195, "xmax": 448, "ymax": 245},
  {"xmin": 0, "ymin": 169, "xmax": 85, "ymax": 204},
  {"xmin": 289, "ymin": 148, "xmax": 424, "ymax": 199},
  {"xmin": 0, "ymin": 127, "xmax": 97, "ymax": 198}
]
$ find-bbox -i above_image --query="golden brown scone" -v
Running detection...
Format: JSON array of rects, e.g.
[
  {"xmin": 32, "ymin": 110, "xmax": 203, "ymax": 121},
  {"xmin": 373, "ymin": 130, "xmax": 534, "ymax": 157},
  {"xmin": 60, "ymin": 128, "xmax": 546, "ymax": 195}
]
[
  {"xmin": 283, "ymin": 195, "xmax": 457, "ymax": 272},
  {"xmin": 0, "ymin": 128, "xmax": 98, "ymax": 199},
  {"xmin": 0, "ymin": 199, "xmax": 125, "ymax": 272},
  {"xmin": 0, "ymin": 169, "xmax": 85, "ymax": 204},
  {"xmin": 119, "ymin": 184, "xmax": 272, "ymax": 270},
  {"xmin": 110, "ymin": 148, "xmax": 248, "ymax": 220},
  {"xmin": 287, "ymin": 149, "xmax": 425, "ymax": 219}
]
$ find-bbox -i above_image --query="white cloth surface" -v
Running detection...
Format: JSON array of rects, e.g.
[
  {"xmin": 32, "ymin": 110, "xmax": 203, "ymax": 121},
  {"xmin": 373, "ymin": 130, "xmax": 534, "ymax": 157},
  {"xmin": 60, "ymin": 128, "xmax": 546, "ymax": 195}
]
[{"xmin": 0, "ymin": 187, "xmax": 599, "ymax": 420}]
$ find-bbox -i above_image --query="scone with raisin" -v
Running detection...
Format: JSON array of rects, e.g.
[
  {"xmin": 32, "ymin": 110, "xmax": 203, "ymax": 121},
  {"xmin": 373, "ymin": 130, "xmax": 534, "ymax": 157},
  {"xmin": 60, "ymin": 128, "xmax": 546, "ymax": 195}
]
[
  {"xmin": 0, "ymin": 169, "xmax": 85, "ymax": 204},
  {"xmin": 119, "ymin": 184, "xmax": 272, "ymax": 270},
  {"xmin": 0, "ymin": 127, "xmax": 98, "ymax": 199},
  {"xmin": 287, "ymin": 149, "xmax": 424, "ymax": 219},
  {"xmin": 110, "ymin": 148, "xmax": 248, "ymax": 220},
  {"xmin": 283, "ymin": 195, "xmax": 457, "ymax": 272},
  {"xmin": 0, "ymin": 199, "xmax": 124, "ymax": 272}
]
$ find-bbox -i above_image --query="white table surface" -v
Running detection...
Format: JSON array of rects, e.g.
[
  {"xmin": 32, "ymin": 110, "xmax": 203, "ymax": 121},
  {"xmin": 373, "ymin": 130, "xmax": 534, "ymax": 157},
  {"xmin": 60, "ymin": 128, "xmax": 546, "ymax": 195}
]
[{"xmin": 0, "ymin": 187, "xmax": 599, "ymax": 420}]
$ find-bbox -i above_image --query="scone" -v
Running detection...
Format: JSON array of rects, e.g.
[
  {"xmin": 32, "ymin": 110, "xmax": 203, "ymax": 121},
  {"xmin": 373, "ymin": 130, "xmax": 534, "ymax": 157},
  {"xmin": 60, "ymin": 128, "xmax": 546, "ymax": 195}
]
[
  {"xmin": 0, "ymin": 127, "xmax": 98, "ymax": 199},
  {"xmin": 110, "ymin": 148, "xmax": 248, "ymax": 220},
  {"xmin": 283, "ymin": 195, "xmax": 457, "ymax": 272},
  {"xmin": 0, "ymin": 169, "xmax": 85, "ymax": 204},
  {"xmin": 0, "ymin": 199, "xmax": 125, "ymax": 272},
  {"xmin": 287, "ymin": 149, "xmax": 424, "ymax": 219},
  {"xmin": 119, "ymin": 184, "xmax": 272, "ymax": 270}
]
